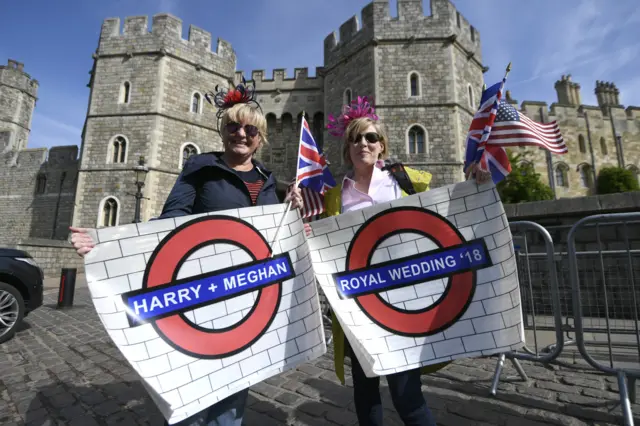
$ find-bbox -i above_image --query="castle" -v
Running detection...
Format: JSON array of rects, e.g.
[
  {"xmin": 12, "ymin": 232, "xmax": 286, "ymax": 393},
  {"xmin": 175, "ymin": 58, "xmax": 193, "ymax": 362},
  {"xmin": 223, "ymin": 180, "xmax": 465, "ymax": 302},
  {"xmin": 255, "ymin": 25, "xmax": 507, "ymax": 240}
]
[{"xmin": 1, "ymin": 0, "xmax": 639, "ymax": 266}]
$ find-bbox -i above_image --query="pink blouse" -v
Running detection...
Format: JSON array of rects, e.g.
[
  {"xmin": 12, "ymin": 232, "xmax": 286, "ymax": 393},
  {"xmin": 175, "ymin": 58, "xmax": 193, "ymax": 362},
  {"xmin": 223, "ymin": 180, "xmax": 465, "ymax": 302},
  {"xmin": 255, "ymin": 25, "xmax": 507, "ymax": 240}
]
[{"xmin": 341, "ymin": 160, "xmax": 401, "ymax": 213}]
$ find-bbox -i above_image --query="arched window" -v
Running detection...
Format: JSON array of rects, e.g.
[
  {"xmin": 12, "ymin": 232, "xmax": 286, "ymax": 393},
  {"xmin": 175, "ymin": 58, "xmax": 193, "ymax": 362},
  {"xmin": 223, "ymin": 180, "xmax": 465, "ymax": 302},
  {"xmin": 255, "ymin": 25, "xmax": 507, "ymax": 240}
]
[
  {"xmin": 266, "ymin": 113, "xmax": 277, "ymax": 136},
  {"xmin": 99, "ymin": 197, "xmax": 119, "ymax": 228},
  {"xmin": 344, "ymin": 88, "xmax": 352, "ymax": 105},
  {"xmin": 600, "ymin": 137, "xmax": 608, "ymax": 155},
  {"xmin": 120, "ymin": 81, "xmax": 131, "ymax": 104},
  {"xmin": 579, "ymin": 164, "xmax": 593, "ymax": 188},
  {"xmin": 313, "ymin": 112, "xmax": 325, "ymax": 150},
  {"xmin": 554, "ymin": 164, "xmax": 568, "ymax": 187},
  {"xmin": 468, "ymin": 85, "xmax": 475, "ymax": 108},
  {"xmin": 281, "ymin": 113, "xmax": 293, "ymax": 133},
  {"xmin": 35, "ymin": 174, "xmax": 47, "ymax": 194},
  {"xmin": 191, "ymin": 92, "xmax": 202, "ymax": 114},
  {"xmin": 578, "ymin": 134, "xmax": 586, "ymax": 153},
  {"xmin": 180, "ymin": 143, "xmax": 200, "ymax": 169},
  {"xmin": 407, "ymin": 125, "xmax": 427, "ymax": 154},
  {"xmin": 409, "ymin": 72, "xmax": 420, "ymax": 97},
  {"xmin": 112, "ymin": 136, "xmax": 127, "ymax": 163}
]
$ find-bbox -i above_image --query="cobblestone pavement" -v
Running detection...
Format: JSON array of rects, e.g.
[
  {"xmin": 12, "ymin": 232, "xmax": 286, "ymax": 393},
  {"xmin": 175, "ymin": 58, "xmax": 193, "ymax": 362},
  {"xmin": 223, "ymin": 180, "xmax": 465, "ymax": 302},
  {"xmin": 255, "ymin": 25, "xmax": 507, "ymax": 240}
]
[{"xmin": 1, "ymin": 288, "xmax": 638, "ymax": 426}]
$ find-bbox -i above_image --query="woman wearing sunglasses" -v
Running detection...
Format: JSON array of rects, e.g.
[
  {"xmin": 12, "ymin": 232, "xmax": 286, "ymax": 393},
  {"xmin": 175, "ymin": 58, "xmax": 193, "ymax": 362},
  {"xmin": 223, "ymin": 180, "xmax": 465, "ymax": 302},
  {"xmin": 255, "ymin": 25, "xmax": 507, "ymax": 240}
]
[
  {"xmin": 289, "ymin": 97, "xmax": 490, "ymax": 426},
  {"xmin": 70, "ymin": 80, "xmax": 301, "ymax": 426}
]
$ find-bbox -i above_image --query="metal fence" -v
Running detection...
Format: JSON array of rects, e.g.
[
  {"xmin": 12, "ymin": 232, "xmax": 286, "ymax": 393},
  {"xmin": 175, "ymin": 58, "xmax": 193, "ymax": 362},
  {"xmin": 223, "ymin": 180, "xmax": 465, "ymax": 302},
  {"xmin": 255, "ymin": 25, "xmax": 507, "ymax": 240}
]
[
  {"xmin": 568, "ymin": 213, "xmax": 640, "ymax": 426},
  {"xmin": 489, "ymin": 221, "xmax": 565, "ymax": 395}
]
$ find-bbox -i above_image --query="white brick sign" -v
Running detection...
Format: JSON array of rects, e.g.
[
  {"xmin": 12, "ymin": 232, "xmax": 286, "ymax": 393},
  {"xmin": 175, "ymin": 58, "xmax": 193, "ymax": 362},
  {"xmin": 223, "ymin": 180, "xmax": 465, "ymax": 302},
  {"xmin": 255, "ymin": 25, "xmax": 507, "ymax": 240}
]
[
  {"xmin": 83, "ymin": 205, "xmax": 326, "ymax": 424},
  {"xmin": 308, "ymin": 180, "xmax": 525, "ymax": 378}
]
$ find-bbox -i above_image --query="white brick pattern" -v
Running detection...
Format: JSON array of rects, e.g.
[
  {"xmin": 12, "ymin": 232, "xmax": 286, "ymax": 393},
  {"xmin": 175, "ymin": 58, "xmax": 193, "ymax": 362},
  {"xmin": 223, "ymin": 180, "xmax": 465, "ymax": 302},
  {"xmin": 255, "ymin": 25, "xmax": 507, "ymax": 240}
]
[
  {"xmin": 85, "ymin": 205, "xmax": 326, "ymax": 424},
  {"xmin": 308, "ymin": 181, "xmax": 525, "ymax": 377}
]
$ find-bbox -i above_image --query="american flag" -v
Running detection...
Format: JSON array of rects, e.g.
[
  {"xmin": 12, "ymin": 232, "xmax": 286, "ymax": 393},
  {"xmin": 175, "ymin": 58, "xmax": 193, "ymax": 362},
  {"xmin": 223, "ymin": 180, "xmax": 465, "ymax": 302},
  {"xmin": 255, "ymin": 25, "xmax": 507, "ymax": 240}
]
[
  {"xmin": 487, "ymin": 101, "xmax": 567, "ymax": 154},
  {"xmin": 296, "ymin": 116, "xmax": 336, "ymax": 219}
]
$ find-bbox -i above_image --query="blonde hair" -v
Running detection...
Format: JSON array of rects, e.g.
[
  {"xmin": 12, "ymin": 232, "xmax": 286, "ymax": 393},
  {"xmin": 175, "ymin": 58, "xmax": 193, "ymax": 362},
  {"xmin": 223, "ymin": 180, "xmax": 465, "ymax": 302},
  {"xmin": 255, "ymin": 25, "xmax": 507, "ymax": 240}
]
[
  {"xmin": 220, "ymin": 103, "xmax": 269, "ymax": 145},
  {"xmin": 342, "ymin": 117, "xmax": 389, "ymax": 166}
]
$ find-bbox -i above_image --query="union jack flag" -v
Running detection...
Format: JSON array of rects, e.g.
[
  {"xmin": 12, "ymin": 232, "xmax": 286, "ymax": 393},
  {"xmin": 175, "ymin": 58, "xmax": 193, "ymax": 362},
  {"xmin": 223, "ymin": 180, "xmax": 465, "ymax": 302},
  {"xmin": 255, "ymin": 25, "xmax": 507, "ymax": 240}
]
[
  {"xmin": 464, "ymin": 80, "xmax": 506, "ymax": 172},
  {"xmin": 296, "ymin": 116, "xmax": 336, "ymax": 219}
]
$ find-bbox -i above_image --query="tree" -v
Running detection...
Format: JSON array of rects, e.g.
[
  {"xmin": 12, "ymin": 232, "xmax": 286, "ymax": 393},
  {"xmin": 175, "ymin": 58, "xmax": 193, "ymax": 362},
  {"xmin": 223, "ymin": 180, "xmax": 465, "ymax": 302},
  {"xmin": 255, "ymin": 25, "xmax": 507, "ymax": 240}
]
[
  {"xmin": 596, "ymin": 167, "xmax": 639, "ymax": 194},
  {"xmin": 496, "ymin": 151, "xmax": 554, "ymax": 203}
]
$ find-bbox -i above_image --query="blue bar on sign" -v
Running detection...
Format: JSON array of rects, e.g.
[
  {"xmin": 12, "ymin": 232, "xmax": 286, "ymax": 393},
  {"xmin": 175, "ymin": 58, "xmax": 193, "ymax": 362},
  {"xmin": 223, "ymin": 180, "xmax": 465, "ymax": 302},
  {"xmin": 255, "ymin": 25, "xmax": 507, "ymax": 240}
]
[
  {"xmin": 122, "ymin": 254, "xmax": 294, "ymax": 323},
  {"xmin": 332, "ymin": 239, "xmax": 491, "ymax": 299}
]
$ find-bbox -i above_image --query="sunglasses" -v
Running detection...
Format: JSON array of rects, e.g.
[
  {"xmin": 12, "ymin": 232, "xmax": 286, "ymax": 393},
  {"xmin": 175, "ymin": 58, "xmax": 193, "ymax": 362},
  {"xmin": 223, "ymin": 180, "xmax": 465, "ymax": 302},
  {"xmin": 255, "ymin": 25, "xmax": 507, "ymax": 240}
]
[
  {"xmin": 349, "ymin": 132, "xmax": 381, "ymax": 145},
  {"xmin": 225, "ymin": 121, "xmax": 260, "ymax": 138}
]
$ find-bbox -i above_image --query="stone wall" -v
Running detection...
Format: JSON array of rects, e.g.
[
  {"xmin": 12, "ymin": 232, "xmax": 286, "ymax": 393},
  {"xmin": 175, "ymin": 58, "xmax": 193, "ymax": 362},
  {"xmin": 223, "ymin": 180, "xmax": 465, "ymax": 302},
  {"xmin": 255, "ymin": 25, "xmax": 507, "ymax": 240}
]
[
  {"xmin": 513, "ymin": 81, "xmax": 640, "ymax": 199},
  {"xmin": 10, "ymin": 239, "xmax": 84, "ymax": 278},
  {"xmin": 0, "ymin": 146, "xmax": 78, "ymax": 245}
]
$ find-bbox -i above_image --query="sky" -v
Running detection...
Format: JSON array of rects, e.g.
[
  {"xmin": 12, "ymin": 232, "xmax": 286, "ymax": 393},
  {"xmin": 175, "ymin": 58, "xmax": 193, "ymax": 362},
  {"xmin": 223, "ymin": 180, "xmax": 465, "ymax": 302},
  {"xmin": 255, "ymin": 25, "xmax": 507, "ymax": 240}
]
[{"xmin": 1, "ymin": 0, "xmax": 639, "ymax": 151}]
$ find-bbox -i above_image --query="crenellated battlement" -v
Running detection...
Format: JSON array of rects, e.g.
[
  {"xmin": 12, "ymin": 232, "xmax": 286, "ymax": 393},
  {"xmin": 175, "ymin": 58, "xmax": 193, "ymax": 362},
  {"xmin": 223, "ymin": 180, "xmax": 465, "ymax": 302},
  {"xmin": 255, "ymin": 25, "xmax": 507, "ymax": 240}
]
[
  {"xmin": 506, "ymin": 92, "xmax": 640, "ymax": 124},
  {"xmin": 98, "ymin": 15, "xmax": 236, "ymax": 76},
  {"xmin": 0, "ymin": 59, "xmax": 39, "ymax": 98},
  {"xmin": 324, "ymin": 0, "xmax": 481, "ymax": 68},
  {"xmin": 235, "ymin": 67, "xmax": 325, "ymax": 91}
]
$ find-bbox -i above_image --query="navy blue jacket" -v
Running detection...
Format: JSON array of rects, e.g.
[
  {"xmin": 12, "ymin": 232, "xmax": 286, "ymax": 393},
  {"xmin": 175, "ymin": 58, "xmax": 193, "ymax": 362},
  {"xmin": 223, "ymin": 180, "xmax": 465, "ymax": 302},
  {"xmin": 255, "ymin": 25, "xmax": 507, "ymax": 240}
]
[{"xmin": 158, "ymin": 152, "xmax": 280, "ymax": 219}]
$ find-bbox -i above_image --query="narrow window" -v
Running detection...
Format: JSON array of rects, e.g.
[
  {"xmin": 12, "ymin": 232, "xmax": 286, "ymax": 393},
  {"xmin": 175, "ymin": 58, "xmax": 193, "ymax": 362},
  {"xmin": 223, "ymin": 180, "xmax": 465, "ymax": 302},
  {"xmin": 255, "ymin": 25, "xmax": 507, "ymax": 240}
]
[
  {"xmin": 102, "ymin": 198, "xmax": 118, "ymax": 227},
  {"xmin": 191, "ymin": 93, "xmax": 201, "ymax": 113},
  {"xmin": 112, "ymin": 136, "xmax": 127, "ymax": 163},
  {"xmin": 408, "ymin": 126, "xmax": 426, "ymax": 154},
  {"xmin": 410, "ymin": 73, "xmax": 419, "ymax": 97},
  {"xmin": 36, "ymin": 174, "xmax": 47, "ymax": 194},
  {"xmin": 344, "ymin": 89, "xmax": 352, "ymax": 105},
  {"xmin": 578, "ymin": 135, "xmax": 586, "ymax": 153},
  {"xmin": 182, "ymin": 144, "xmax": 198, "ymax": 168},
  {"xmin": 554, "ymin": 166, "xmax": 567, "ymax": 187},
  {"xmin": 600, "ymin": 137, "xmax": 607, "ymax": 155},
  {"xmin": 123, "ymin": 82, "xmax": 130, "ymax": 104}
]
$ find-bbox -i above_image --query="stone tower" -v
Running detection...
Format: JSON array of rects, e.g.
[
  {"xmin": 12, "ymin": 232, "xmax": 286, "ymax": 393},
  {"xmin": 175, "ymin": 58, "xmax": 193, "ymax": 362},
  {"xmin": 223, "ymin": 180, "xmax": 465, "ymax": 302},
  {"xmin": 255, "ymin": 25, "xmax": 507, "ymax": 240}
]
[
  {"xmin": 72, "ymin": 15, "xmax": 236, "ymax": 228},
  {"xmin": 0, "ymin": 59, "xmax": 38, "ymax": 157},
  {"xmin": 322, "ymin": 0, "xmax": 484, "ymax": 185}
]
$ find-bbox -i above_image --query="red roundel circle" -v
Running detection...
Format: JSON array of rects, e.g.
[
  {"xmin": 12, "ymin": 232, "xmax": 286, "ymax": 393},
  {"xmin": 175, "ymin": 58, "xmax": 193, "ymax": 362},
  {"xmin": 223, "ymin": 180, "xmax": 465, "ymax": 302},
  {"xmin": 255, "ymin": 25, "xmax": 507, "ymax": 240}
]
[
  {"xmin": 349, "ymin": 208, "xmax": 476, "ymax": 336},
  {"xmin": 143, "ymin": 216, "xmax": 281, "ymax": 358}
]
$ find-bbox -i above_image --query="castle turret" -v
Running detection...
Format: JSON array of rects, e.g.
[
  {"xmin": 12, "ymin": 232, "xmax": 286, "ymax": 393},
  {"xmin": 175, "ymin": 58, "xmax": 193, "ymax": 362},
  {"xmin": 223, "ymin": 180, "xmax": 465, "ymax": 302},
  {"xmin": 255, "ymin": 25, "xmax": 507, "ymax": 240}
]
[
  {"xmin": 554, "ymin": 74, "xmax": 582, "ymax": 106},
  {"xmin": 323, "ymin": 0, "xmax": 485, "ymax": 185},
  {"xmin": 0, "ymin": 59, "xmax": 39, "ymax": 154},
  {"xmin": 73, "ymin": 14, "xmax": 237, "ymax": 228},
  {"xmin": 595, "ymin": 80, "xmax": 621, "ymax": 109}
]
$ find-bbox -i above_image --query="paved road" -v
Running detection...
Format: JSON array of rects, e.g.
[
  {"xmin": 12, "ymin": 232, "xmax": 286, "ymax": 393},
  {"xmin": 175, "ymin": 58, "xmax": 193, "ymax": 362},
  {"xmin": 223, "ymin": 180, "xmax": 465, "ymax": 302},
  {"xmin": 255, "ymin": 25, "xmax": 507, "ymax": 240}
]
[{"xmin": 1, "ymin": 288, "xmax": 638, "ymax": 426}]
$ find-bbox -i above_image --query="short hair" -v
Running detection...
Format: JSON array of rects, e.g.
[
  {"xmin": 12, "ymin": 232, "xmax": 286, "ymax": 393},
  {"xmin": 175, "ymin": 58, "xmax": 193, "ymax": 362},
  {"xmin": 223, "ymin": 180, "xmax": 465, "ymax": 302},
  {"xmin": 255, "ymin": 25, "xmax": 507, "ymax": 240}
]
[
  {"xmin": 342, "ymin": 117, "xmax": 389, "ymax": 166},
  {"xmin": 220, "ymin": 103, "xmax": 269, "ymax": 145}
]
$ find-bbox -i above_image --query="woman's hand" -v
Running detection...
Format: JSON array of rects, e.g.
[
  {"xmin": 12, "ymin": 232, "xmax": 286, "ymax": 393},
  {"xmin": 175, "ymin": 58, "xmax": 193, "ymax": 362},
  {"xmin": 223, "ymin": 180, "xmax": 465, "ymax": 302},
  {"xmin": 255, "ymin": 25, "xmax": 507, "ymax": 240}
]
[
  {"xmin": 465, "ymin": 162, "xmax": 492, "ymax": 185},
  {"xmin": 69, "ymin": 227, "xmax": 95, "ymax": 257},
  {"xmin": 284, "ymin": 185, "xmax": 304, "ymax": 210},
  {"xmin": 304, "ymin": 223, "xmax": 312, "ymax": 237}
]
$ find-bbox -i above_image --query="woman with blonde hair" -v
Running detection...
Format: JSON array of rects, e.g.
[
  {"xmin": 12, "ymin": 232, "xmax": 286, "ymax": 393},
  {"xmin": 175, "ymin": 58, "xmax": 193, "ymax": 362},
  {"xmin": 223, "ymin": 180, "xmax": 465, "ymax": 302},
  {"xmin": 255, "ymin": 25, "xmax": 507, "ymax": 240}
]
[
  {"xmin": 70, "ymin": 79, "xmax": 301, "ymax": 426},
  {"xmin": 290, "ymin": 96, "xmax": 489, "ymax": 426}
]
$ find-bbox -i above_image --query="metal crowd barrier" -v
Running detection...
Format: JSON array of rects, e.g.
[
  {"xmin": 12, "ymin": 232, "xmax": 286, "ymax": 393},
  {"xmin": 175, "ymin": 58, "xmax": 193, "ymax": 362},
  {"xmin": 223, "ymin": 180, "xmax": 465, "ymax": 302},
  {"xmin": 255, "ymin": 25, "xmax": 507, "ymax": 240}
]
[
  {"xmin": 568, "ymin": 213, "xmax": 640, "ymax": 426},
  {"xmin": 490, "ymin": 221, "xmax": 565, "ymax": 395}
]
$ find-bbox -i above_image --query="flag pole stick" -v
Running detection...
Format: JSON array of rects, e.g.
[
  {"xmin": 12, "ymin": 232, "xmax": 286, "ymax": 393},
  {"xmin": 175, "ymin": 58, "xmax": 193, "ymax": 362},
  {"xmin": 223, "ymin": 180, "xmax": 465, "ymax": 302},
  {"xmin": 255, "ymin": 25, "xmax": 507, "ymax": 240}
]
[{"xmin": 269, "ymin": 111, "xmax": 306, "ymax": 257}]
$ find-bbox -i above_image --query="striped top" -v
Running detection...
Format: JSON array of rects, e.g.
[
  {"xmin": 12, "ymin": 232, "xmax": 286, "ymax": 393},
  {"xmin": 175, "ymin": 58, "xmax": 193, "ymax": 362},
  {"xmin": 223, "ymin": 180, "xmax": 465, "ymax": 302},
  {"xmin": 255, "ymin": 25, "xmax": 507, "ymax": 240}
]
[
  {"xmin": 244, "ymin": 180, "xmax": 265, "ymax": 205},
  {"xmin": 233, "ymin": 167, "xmax": 264, "ymax": 205}
]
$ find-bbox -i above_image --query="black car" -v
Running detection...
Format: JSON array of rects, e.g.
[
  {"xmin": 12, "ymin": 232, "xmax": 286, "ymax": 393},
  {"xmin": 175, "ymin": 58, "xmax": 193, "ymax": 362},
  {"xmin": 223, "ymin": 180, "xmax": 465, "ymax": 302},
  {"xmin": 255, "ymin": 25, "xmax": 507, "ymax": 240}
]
[{"xmin": 0, "ymin": 248, "xmax": 44, "ymax": 343}]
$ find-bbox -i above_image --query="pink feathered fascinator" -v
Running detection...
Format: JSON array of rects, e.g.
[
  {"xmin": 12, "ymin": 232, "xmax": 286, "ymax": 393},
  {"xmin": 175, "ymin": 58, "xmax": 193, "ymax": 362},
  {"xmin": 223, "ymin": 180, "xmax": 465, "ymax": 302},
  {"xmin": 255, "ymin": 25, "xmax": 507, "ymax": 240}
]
[{"xmin": 327, "ymin": 96, "xmax": 379, "ymax": 138}]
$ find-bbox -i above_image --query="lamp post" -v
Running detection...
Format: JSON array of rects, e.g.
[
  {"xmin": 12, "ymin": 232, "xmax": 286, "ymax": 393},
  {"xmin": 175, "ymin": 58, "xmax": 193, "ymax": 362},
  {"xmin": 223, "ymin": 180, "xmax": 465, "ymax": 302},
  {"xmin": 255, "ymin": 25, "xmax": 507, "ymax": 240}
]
[{"xmin": 133, "ymin": 156, "xmax": 148, "ymax": 223}]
